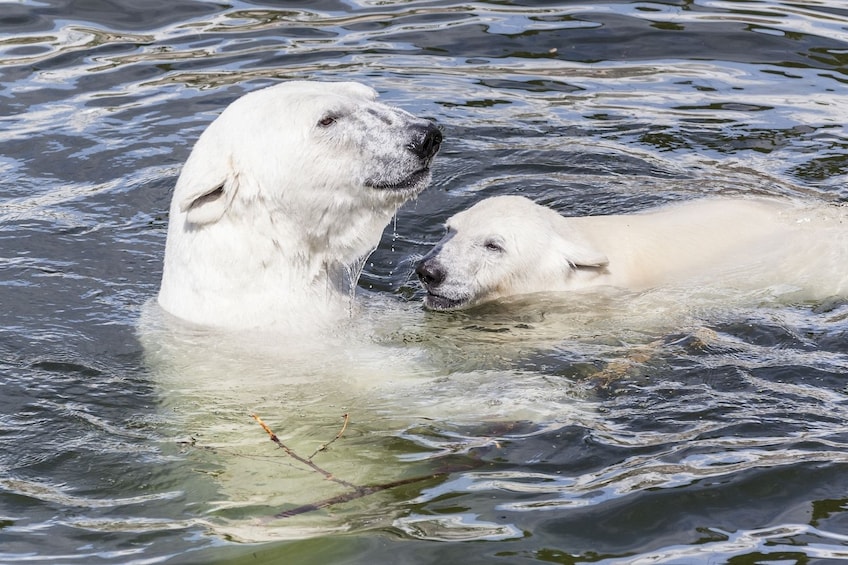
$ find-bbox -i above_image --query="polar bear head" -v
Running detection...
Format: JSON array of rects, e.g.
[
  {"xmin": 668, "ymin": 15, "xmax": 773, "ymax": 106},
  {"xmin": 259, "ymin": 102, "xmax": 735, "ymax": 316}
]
[
  {"xmin": 158, "ymin": 81, "xmax": 442, "ymax": 329},
  {"xmin": 416, "ymin": 195, "xmax": 609, "ymax": 311}
]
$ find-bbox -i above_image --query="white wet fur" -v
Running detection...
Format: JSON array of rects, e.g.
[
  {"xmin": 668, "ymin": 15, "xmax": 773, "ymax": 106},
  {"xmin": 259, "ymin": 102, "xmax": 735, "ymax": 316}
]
[
  {"xmin": 157, "ymin": 80, "xmax": 441, "ymax": 329},
  {"xmin": 143, "ymin": 83, "xmax": 610, "ymax": 543},
  {"xmin": 417, "ymin": 195, "xmax": 848, "ymax": 310}
]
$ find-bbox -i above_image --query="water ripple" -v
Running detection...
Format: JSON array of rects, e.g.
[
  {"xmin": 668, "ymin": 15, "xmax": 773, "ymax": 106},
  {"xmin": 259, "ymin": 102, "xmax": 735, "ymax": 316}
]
[
  {"xmin": 600, "ymin": 524, "xmax": 848, "ymax": 564},
  {"xmin": 0, "ymin": 476, "xmax": 181, "ymax": 509},
  {"xmin": 392, "ymin": 512, "xmax": 525, "ymax": 541}
]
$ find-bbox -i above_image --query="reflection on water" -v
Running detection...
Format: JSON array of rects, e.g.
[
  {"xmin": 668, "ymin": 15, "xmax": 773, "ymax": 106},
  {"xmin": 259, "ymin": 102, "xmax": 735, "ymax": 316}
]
[{"xmin": 2, "ymin": 0, "xmax": 848, "ymax": 563}]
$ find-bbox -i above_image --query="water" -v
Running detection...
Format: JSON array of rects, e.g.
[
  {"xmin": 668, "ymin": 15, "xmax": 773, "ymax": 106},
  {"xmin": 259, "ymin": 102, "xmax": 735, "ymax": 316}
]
[{"xmin": 2, "ymin": 0, "xmax": 848, "ymax": 563}]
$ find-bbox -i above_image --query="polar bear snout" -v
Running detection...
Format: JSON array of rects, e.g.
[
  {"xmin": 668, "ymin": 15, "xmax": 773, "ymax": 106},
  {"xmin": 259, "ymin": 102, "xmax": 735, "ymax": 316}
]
[
  {"xmin": 363, "ymin": 119, "xmax": 442, "ymax": 193},
  {"xmin": 407, "ymin": 123, "xmax": 442, "ymax": 162},
  {"xmin": 416, "ymin": 255, "xmax": 446, "ymax": 289},
  {"xmin": 416, "ymin": 251, "xmax": 473, "ymax": 311}
]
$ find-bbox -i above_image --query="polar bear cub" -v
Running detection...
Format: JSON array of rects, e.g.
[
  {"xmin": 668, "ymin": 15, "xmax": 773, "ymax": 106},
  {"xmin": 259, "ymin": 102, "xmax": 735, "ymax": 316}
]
[
  {"xmin": 416, "ymin": 195, "xmax": 848, "ymax": 310},
  {"xmin": 158, "ymin": 81, "xmax": 441, "ymax": 329}
]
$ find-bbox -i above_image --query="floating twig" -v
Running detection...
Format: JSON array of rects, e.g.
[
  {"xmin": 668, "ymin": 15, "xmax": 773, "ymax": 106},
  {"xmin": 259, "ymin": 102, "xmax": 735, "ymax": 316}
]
[
  {"xmin": 251, "ymin": 413, "xmax": 357, "ymax": 490},
  {"xmin": 308, "ymin": 412, "xmax": 349, "ymax": 460},
  {"xmin": 251, "ymin": 413, "xmax": 487, "ymax": 520},
  {"xmin": 272, "ymin": 473, "xmax": 444, "ymax": 519}
]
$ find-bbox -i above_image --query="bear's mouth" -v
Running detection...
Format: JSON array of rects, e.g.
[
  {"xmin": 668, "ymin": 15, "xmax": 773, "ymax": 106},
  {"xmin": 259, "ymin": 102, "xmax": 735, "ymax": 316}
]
[
  {"xmin": 423, "ymin": 290, "xmax": 469, "ymax": 311},
  {"xmin": 366, "ymin": 167, "xmax": 431, "ymax": 192}
]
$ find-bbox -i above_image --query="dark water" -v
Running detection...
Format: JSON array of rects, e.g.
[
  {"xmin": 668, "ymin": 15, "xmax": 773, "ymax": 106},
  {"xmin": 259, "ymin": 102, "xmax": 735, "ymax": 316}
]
[{"xmin": 3, "ymin": 1, "xmax": 848, "ymax": 563}]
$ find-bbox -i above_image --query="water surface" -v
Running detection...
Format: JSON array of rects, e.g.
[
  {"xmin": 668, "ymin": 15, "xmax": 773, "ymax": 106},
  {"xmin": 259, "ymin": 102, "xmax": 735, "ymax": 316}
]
[{"xmin": 2, "ymin": 1, "xmax": 848, "ymax": 563}]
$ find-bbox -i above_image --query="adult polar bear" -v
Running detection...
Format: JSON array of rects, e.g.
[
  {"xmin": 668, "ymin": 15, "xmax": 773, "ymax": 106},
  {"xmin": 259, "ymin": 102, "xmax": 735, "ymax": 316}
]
[
  {"xmin": 416, "ymin": 195, "xmax": 848, "ymax": 311},
  {"xmin": 158, "ymin": 81, "xmax": 441, "ymax": 329}
]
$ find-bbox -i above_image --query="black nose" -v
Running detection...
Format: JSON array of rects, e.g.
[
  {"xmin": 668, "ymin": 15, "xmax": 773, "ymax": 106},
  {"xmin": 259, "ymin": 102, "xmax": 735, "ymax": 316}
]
[
  {"xmin": 415, "ymin": 257, "xmax": 445, "ymax": 289},
  {"xmin": 408, "ymin": 123, "xmax": 442, "ymax": 161}
]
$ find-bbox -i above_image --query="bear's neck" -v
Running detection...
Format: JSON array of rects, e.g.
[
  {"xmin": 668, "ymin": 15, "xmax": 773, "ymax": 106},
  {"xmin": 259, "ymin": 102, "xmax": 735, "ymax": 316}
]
[{"xmin": 157, "ymin": 207, "xmax": 390, "ymax": 330}]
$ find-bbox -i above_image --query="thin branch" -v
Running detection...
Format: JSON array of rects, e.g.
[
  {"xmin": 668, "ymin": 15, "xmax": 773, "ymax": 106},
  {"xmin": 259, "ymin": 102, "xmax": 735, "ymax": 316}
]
[
  {"xmin": 272, "ymin": 473, "xmax": 445, "ymax": 519},
  {"xmin": 250, "ymin": 413, "xmax": 487, "ymax": 520},
  {"xmin": 251, "ymin": 413, "xmax": 357, "ymax": 490},
  {"xmin": 308, "ymin": 412, "xmax": 349, "ymax": 461}
]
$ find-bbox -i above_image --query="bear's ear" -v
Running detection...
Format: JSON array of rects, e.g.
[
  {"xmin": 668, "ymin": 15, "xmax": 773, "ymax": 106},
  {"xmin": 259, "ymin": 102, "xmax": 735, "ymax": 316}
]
[
  {"xmin": 564, "ymin": 242, "xmax": 609, "ymax": 270},
  {"xmin": 180, "ymin": 179, "xmax": 237, "ymax": 225},
  {"xmin": 177, "ymin": 161, "xmax": 240, "ymax": 226},
  {"xmin": 550, "ymin": 216, "xmax": 609, "ymax": 270},
  {"xmin": 553, "ymin": 232, "xmax": 609, "ymax": 270},
  {"xmin": 335, "ymin": 81, "xmax": 378, "ymax": 101}
]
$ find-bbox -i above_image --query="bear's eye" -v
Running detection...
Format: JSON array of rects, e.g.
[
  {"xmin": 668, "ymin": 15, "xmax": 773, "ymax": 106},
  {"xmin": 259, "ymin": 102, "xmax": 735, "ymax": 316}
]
[
  {"xmin": 318, "ymin": 114, "xmax": 339, "ymax": 127},
  {"xmin": 483, "ymin": 239, "xmax": 505, "ymax": 253}
]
